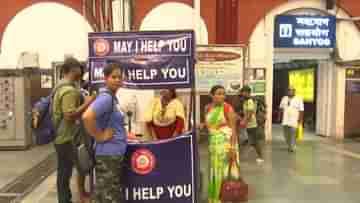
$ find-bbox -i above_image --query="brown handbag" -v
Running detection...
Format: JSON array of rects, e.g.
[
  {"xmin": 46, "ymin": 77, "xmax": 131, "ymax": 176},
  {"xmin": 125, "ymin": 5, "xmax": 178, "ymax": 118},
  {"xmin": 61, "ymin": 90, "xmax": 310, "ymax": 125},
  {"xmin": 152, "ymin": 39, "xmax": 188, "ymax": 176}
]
[{"xmin": 219, "ymin": 151, "xmax": 248, "ymax": 202}]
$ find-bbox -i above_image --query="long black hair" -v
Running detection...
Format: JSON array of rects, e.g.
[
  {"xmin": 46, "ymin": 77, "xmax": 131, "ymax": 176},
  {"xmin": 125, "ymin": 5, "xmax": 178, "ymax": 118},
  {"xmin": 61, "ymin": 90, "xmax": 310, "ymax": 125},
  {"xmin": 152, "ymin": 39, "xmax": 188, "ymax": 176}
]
[{"xmin": 210, "ymin": 85, "xmax": 225, "ymax": 96}]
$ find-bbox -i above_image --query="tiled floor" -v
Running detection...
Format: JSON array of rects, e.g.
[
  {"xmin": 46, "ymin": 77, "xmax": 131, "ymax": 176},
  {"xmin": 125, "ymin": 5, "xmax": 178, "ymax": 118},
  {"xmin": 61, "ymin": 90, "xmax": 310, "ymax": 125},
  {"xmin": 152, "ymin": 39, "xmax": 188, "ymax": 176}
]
[
  {"xmin": 20, "ymin": 126, "xmax": 360, "ymax": 203},
  {"xmin": 21, "ymin": 170, "xmax": 82, "ymax": 203},
  {"xmin": 272, "ymin": 124, "xmax": 322, "ymax": 142},
  {"xmin": 0, "ymin": 144, "xmax": 54, "ymax": 190}
]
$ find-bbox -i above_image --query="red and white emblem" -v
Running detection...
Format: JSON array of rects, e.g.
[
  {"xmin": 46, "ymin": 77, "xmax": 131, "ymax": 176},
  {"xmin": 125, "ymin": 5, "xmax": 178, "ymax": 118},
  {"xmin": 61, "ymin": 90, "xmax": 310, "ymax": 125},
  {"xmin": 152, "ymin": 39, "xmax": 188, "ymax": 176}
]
[
  {"xmin": 131, "ymin": 149, "xmax": 156, "ymax": 175},
  {"xmin": 93, "ymin": 38, "xmax": 110, "ymax": 56}
]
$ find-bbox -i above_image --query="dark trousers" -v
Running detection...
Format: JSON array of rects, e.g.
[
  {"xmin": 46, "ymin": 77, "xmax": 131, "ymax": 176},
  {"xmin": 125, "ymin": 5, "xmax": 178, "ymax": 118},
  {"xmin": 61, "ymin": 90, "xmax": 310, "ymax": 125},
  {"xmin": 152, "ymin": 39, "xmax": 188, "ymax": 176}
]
[
  {"xmin": 247, "ymin": 127, "xmax": 263, "ymax": 159},
  {"xmin": 283, "ymin": 125, "xmax": 297, "ymax": 150},
  {"xmin": 55, "ymin": 142, "xmax": 74, "ymax": 203}
]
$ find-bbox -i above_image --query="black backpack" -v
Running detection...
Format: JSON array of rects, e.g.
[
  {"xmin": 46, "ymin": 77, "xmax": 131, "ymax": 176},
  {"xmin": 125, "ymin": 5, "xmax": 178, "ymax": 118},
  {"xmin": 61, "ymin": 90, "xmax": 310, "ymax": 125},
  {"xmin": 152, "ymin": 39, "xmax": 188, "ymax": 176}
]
[
  {"xmin": 73, "ymin": 121, "xmax": 96, "ymax": 175},
  {"xmin": 73, "ymin": 90, "xmax": 114, "ymax": 175},
  {"xmin": 253, "ymin": 96, "xmax": 267, "ymax": 127}
]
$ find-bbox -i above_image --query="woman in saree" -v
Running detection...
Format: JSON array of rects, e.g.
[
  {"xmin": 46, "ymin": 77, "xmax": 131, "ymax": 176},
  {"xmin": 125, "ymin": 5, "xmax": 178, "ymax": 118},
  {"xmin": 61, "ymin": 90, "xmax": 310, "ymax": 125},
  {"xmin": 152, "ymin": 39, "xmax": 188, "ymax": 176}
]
[
  {"xmin": 203, "ymin": 85, "xmax": 240, "ymax": 203},
  {"xmin": 145, "ymin": 89, "xmax": 186, "ymax": 140}
]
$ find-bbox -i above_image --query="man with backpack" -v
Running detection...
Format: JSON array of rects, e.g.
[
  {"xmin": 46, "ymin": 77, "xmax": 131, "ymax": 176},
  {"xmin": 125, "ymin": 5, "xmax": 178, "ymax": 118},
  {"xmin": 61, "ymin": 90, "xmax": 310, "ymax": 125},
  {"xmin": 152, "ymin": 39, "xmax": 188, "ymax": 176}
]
[
  {"xmin": 254, "ymin": 95, "xmax": 267, "ymax": 144},
  {"xmin": 52, "ymin": 58, "xmax": 95, "ymax": 203},
  {"xmin": 233, "ymin": 89, "xmax": 249, "ymax": 147},
  {"xmin": 240, "ymin": 85, "xmax": 264, "ymax": 163}
]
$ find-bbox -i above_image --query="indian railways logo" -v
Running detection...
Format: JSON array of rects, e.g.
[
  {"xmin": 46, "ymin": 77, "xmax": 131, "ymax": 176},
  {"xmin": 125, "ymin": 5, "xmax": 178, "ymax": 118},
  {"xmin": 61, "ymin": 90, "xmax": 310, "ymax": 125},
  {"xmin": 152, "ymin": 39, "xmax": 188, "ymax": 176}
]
[
  {"xmin": 94, "ymin": 38, "xmax": 110, "ymax": 56},
  {"xmin": 131, "ymin": 149, "xmax": 156, "ymax": 175}
]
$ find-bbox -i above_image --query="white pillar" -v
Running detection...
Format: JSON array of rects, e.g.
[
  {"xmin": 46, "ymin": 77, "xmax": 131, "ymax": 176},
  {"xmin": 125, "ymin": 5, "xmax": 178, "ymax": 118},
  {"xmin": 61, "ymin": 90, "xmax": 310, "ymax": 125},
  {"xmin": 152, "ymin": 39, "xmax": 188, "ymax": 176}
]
[
  {"xmin": 264, "ymin": 11, "xmax": 274, "ymax": 141},
  {"xmin": 193, "ymin": 0, "xmax": 201, "ymax": 43},
  {"xmin": 194, "ymin": 0, "xmax": 201, "ymax": 126},
  {"xmin": 112, "ymin": 0, "xmax": 131, "ymax": 31},
  {"xmin": 334, "ymin": 65, "xmax": 346, "ymax": 139},
  {"xmin": 316, "ymin": 60, "xmax": 329, "ymax": 136},
  {"xmin": 326, "ymin": 60, "xmax": 335, "ymax": 136},
  {"xmin": 316, "ymin": 60, "xmax": 344, "ymax": 138},
  {"xmin": 112, "ymin": 0, "xmax": 122, "ymax": 31}
]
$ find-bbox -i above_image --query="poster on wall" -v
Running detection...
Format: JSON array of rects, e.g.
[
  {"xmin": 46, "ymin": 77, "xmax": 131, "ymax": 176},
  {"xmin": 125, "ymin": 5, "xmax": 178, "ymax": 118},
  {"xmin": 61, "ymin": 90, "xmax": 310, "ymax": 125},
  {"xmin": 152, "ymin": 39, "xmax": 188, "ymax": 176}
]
[
  {"xmin": 0, "ymin": 78, "xmax": 14, "ymax": 110},
  {"xmin": 244, "ymin": 68, "xmax": 266, "ymax": 96},
  {"xmin": 288, "ymin": 68, "xmax": 314, "ymax": 102},
  {"xmin": 88, "ymin": 30, "xmax": 195, "ymax": 89},
  {"xmin": 345, "ymin": 68, "xmax": 360, "ymax": 94},
  {"xmin": 40, "ymin": 75, "xmax": 53, "ymax": 88},
  {"xmin": 346, "ymin": 68, "xmax": 360, "ymax": 79},
  {"xmin": 195, "ymin": 45, "xmax": 244, "ymax": 94}
]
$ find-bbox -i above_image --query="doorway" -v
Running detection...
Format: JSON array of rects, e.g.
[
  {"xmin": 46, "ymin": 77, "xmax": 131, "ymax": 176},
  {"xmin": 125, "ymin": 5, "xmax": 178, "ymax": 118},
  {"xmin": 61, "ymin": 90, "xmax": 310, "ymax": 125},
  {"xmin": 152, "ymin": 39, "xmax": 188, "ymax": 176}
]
[{"xmin": 272, "ymin": 60, "xmax": 319, "ymax": 141}]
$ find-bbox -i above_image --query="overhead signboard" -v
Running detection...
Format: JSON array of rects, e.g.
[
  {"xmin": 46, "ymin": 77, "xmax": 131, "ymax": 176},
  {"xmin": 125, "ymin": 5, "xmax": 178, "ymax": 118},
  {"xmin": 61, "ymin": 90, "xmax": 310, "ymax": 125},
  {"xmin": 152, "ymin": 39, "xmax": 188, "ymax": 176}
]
[{"xmin": 274, "ymin": 15, "xmax": 336, "ymax": 48}]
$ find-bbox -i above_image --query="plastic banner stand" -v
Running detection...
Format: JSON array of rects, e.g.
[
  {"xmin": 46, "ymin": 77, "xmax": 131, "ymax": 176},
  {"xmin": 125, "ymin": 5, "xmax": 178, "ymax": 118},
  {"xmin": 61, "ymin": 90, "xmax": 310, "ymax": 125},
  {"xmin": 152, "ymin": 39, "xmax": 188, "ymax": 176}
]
[{"xmin": 88, "ymin": 30, "xmax": 199, "ymax": 203}]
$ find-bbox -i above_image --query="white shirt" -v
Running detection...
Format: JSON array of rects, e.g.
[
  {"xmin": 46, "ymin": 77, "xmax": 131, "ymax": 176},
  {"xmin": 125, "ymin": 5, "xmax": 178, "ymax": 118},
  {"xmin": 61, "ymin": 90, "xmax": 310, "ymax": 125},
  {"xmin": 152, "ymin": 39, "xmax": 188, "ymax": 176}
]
[
  {"xmin": 279, "ymin": 96, "xmax": 304, "ymax": 128},
  {"xmin": 116, "ymin": 88, "xmax": 154, "ymax": 135}
]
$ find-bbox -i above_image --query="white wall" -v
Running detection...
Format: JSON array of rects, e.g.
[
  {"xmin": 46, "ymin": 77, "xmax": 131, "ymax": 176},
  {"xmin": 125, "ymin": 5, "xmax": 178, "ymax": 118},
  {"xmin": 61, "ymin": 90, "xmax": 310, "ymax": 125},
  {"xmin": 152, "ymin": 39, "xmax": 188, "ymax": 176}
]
[
  {"xmin": 248, "ymin": 0, "xmax": 357, "ymax": 139},
  {"xmin": 139, "ymin": 2, "xmax": 209, "ymax": 45},
  {"xmin": 0, "ymin": 3, "xmax": 93, "ymax": 68},
  {"xmin": 337, "ymin": 19, "xmax": 360, "ymax": 61}
]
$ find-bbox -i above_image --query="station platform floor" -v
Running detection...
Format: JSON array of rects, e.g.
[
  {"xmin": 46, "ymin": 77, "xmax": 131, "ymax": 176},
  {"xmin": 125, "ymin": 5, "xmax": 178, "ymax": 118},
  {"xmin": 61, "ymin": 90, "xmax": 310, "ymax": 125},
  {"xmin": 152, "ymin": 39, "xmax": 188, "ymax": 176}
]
[
  {"xmin": 1, "ymin": 126, "xmax": 360, "ymax": 203},
  {"xmin": 0, "ymin": 144, "xmax": 55, "ymax": 203}
]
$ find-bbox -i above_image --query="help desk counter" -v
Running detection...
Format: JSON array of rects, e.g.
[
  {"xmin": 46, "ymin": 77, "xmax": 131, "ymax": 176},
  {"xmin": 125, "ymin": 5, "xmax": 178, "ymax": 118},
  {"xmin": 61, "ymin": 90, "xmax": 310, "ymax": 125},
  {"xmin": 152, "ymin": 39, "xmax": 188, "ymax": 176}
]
[{"xmin": 88, "ymin": 30, "xmax": 198, "ymax": 203}]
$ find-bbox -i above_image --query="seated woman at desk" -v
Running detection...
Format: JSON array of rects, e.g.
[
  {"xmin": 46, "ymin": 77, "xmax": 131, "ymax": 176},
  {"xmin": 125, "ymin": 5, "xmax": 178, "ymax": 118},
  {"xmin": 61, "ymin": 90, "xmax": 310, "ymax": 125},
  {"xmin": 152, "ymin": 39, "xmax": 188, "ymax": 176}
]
[{"xmin": 144, "ymin": 89, "xmax": 186, "ymax": 140}]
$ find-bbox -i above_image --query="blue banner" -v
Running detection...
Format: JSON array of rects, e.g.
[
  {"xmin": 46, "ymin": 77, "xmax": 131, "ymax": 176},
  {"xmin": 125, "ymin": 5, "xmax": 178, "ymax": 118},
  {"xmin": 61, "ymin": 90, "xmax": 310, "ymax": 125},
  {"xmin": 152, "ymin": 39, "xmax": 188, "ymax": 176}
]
[
  {"xmin": 122, "ymin": 134, "xmax": 195, "ymax": 203},
  {"xmin": 88, "ymin": 31, "xmax": 195, "ymax": 89},
  {"xmin": 274, "ymin": 15, "xmax": 336, "ymax": 48}
]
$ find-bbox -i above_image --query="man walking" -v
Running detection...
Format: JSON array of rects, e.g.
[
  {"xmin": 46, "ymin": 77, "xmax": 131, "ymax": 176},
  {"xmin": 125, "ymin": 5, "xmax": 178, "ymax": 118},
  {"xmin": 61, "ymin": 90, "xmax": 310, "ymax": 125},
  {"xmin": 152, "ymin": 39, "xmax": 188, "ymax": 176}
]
[
  {"xmin": 233, "ymin": 88, "xmax": 248, "ymax": 147},
  {"xmin": 241, "ymin": 86, "xmax": 264, "ymax": 163},
  {"xmin": 279, "ymin": 87, "xmax": 304, "ymax": 152}
]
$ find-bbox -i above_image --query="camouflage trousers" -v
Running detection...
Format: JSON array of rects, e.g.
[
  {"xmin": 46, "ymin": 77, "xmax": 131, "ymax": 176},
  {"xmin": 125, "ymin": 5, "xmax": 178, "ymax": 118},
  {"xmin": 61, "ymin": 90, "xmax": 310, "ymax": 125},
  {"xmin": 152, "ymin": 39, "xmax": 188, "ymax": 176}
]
[{"xmin": 91, "ymin": 155, "xmax": 124, "ymax": 203}]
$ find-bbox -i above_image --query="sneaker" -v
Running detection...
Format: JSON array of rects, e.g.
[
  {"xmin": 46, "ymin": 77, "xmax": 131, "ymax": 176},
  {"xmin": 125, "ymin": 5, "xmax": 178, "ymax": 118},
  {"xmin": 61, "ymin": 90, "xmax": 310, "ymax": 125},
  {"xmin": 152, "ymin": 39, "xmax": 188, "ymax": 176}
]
[
  {"xmin": 256, "ymin": 158, "xmax": 264, "ymax": 163},
  {"xmin": 289, "ymin": 145, "xmax": 296, "ymax": 152}
]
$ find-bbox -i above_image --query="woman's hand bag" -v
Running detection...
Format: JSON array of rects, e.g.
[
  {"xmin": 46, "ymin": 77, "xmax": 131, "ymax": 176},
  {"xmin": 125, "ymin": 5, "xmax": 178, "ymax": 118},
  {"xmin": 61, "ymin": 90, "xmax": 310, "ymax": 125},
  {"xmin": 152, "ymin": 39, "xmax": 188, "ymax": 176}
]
[{"xmin": 219, "ymin": 151, "xmax": 248, "ymax": 202}]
